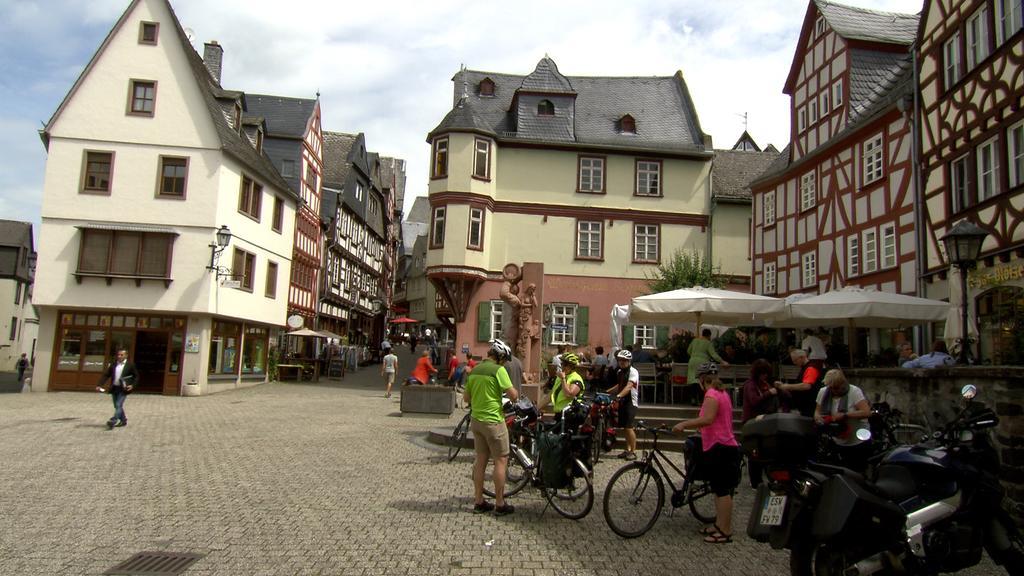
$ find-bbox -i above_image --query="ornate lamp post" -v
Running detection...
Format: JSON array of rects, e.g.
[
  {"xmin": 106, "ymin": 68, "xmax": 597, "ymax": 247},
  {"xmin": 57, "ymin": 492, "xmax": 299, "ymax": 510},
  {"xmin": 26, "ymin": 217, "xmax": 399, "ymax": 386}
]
[
  {"xmin": 940, "ymin": 220, "xmax": 988, "ymax": 364},
  {"xmin": 206, "ymin": 225, "xmax": 233, "ymax": 278}
]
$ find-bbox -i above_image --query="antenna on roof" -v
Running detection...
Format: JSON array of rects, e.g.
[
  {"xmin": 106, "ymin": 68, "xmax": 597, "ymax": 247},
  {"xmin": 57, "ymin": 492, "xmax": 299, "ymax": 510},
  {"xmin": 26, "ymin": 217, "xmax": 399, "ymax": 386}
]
[
  {"xmin": 184, "ymin": 27, "xmax": 195, "ymax": 45},
  {"xmin": 736, "ymin": 112, "xmax": 749, "ymax": 131},
  {"xmin": 460, "ymin": 64, "xmax": 469, "ymax": 103}
]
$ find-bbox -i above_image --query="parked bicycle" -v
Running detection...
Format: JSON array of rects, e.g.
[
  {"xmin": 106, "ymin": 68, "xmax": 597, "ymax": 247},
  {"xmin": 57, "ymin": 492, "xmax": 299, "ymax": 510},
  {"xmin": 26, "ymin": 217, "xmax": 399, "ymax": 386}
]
[
  {"xmin": 581, "ymin": 392, "xmax": 618, "ymax": 466},
  {"xmin": 602, "ymin": 420, "xmax": 717, "ymax": 538},
  {"xmin": 483, "ymin": 400, "xmax": 595, "ymax": 520},
  {"xmin": 447, "ymin": 410, "xmax": 472, "ymax": 462}
]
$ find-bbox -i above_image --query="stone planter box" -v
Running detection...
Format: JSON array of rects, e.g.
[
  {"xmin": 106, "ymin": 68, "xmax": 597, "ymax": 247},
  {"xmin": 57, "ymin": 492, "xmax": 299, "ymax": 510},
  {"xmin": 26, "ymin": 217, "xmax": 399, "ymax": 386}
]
[{"xmin": 400, "ymin": 384, "xmax": 454, "ymax": 415}]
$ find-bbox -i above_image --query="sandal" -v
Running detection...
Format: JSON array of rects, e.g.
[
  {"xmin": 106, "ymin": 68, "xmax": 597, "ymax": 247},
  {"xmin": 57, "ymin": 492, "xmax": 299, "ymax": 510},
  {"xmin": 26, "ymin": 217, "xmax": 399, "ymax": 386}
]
[
  {"xmin": 704, "ymin": 532, "xmax": 733, "ymax": 544},
  {"xmin": 698, "ymin": 524, "xmax": 720, "ymax": 536}
]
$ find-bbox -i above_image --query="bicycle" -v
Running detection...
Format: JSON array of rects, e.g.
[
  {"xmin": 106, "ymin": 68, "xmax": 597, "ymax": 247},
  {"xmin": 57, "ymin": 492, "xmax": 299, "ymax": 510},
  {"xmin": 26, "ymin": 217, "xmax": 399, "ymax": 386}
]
[
  {"xmin": 483, "ymin": 401, "xmax": 595, "ymax": 520},
  {"xmin": 447, "ymin": 410, "xmax": 471, "ymax": 462},
  {"xmin": 582, "ymin": 392, "xmax": 618, "ymax": 466},
  {"xmin": 602, "ymin": 420, "xmax": 717, "ymax": 538}
]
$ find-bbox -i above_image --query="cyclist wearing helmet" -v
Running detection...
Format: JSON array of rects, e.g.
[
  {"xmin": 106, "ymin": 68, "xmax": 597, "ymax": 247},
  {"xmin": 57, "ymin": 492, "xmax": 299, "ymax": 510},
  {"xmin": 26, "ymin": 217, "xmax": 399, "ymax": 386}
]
[
  {"xmin": 672, "ymin": 361, "xmax": 740, "ymax": 544},
  {"xmin": 463, "ymin": 339, "xmax": 519, "ymax": 516},
  {"xmin": 606, "ymin": 349, "xmax": 640, "ymax": 460},
  {"xmin": 550, "ymin": 351, "xmax": 585, "ymax": 415}
]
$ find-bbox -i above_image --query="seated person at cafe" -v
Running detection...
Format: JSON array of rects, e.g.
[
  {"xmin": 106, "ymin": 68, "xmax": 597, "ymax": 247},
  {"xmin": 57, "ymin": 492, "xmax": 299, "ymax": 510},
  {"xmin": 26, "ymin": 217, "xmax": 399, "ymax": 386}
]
[{"xmin": 902, "ymin": 340, "xmax": 955, "ymax": 369}]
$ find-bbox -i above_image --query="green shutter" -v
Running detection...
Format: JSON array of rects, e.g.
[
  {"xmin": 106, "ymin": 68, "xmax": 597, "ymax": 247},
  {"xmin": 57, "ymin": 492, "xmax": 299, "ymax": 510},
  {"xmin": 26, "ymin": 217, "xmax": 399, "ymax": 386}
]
[
  {"xmin": 576, "ymin": 306, "xmax": 589, "ymax": 346},
  {"xmin": 623, "ymin": 325, "xmax": 635, "ymax": 348},
  {"xmin": 656, "ymin": 326, "xmax": 670, "ymax": 349},
  {"xmin": 477, "ymin": 301, "xmax": 491, "ymax": 342}
]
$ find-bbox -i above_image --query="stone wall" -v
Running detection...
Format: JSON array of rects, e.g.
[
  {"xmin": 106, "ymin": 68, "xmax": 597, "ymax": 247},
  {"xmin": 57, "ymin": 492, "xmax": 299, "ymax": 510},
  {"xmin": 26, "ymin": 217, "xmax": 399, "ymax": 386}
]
[{"xmin": 846, "ymin": 367, "xmax": 1024, "ymax": 524}]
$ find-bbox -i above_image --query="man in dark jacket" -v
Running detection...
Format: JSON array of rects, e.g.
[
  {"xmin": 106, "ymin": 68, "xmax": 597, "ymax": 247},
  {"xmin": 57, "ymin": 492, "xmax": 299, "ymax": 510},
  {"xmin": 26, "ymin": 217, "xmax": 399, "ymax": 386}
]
[{"xmin": 96, "ymin": 349, "xmax": 140, "ymax": 429}]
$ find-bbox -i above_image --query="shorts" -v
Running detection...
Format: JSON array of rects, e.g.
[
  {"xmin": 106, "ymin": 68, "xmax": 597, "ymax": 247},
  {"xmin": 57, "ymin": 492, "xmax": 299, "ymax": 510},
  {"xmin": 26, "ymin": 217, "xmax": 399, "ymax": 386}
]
[
  {"xmin": 617, "ymin": 399, "xmax": 636, "ymax": 428},
  {"xmin": 384, "ymin": 372, "xmax": 395, "ymax": 385},
  {"xmin": 471, "ymin": 419, "xmax": 509, "ymax": 459},
  {"xmin": 704, "ymin": 444, "xmax": 742, "ymax": 497}
]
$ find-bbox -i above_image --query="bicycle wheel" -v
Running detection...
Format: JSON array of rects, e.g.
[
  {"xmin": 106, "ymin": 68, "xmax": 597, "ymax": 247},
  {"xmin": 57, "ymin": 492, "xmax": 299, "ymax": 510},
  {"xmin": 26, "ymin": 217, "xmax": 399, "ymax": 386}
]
[
  {"xmin": 686, "ymin": 479, "xmax": 717, "ymax": 525},
  {"xmin": 483, "ymin": 445, "xmax": 531, "ymax": 498},
  {"xmin": 544, "ymin": 458, "xmax": 594, "ymax": 520},
  {"xmin": 602, "ymin": 462, "xmax": 664, "ymax": 538},
  {"xmin": 591, "ymin": 417, "xmax": 604, "ymax": 466},
  {"xmin": 447, "ymin": 413, "xmax": 471, "ymax": 462}
]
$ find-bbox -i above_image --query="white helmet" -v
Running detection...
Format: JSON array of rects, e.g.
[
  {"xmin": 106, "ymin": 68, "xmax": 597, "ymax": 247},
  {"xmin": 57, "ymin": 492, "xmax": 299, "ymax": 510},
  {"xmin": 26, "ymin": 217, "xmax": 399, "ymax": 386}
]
[
  {"xmin": 489, "ymin": 339, "xmax": 512, "ymax": 361},
  {"xmin": 615, "ymin": 349, "xmax": 633, "ymax": 362}
]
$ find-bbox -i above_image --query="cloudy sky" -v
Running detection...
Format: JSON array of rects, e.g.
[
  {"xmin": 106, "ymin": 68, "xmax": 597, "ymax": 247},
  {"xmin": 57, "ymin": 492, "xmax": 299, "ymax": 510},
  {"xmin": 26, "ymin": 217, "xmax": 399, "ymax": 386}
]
[{"xmin": 1, "ymin": 0, "xmax": 923, "ymax": 238}]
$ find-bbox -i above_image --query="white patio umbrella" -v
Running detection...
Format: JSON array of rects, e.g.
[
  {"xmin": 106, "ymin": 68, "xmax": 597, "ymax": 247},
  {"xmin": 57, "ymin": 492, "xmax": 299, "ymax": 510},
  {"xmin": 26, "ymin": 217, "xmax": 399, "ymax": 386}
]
[{"xmin": 628, "ymin": 286, "xmax": 786, "ymax": 330}]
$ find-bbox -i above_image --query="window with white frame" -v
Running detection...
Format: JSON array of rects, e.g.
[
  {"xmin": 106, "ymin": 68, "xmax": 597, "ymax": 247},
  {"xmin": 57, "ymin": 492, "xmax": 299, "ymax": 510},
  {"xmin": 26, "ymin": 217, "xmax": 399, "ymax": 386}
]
[
  {"xmin": 798, "ymin": 106, "xmax": 807, "ymax": 132},
  {"xmin": 863, "ymin": 134, "xmax": 884, "ymax": 185},
  {"xmin": 995, "ymin": 0, "xmax": 1023, "ymax": 45},
  {"xmin": 432, "ymin": 137, "xmax": 448, "ymax": 178},
  {"xmin": 576, "ymin": 220, "xmax": 602, "ymax": 259},
  {"xmin": 764, "ymin": 190, "xmax": 776, "ymax": 226},
  {"xmin": 764, "ymin": 262, "xmax": 777, "ymax": 294},
  {"xmin": 474, "ymin": 138, "xmax": 491, "ymax": 179},
  {"xmin": 816, "ymin": 16, "xmax": 826, "ymax": 36},
  {"xmin": 967, "ymin": 7, "xmax": 991, "ymax": 70},
  {"xmin": 578, "ymin": 156, "xmax": 605, "ymax": 193},
  {"xmin": 832, "ymin": 80, "xmax": 843, "ymax": 108},
  {"xmin": 551, "ymin": 304, "xmax": 577, "ymax": 345},
  {"xmin": 810, "ymin": 100, "xmax": 818, "ymax": 124},
  {"xmin": 848, "ymin": 236, "xmax": 859, "ymax": 277},
  {"xmin": 490, "ymin": 300, "xmax": 504, "ymax": 341},
  {"xmin": 430, "ymin": 206, "xmax": 446, "ymax": 247},
  {"xmin": 800, "ymin": 171, "xmax": 816, "ymax": 210},
  {"xmin": 944, "ymin": 32, "xmax": 962, "ymax": 89},
  {"xmin": 882, "ymin": 225, "xmax": 897, "ymax": 268},
  {"xmin": 636, "ymin": 160, "xmax": 661, "ymax": 196},
  {"xmin": 468, "ymin": 207, "xmax": 484, "ymax": 249},
  {"xmin": 977, "ymin": 137, "xmax": 1000, "ymax": 201},
  {"xmin": 1008, "ymin": 120, "xmax": 1023, "ymax": 189},
  {"xmin": 820, "ymin": 91, "xmax": 830, "ymax": 116},
  {"xmin": 802, "ymin": 252, "xmax": 817, "ymax": 288},
  {"xmin": 951, "ymin": 154, "xmax": 970, "ymax": 212},
  {"xmin": 863, "ymin": 229, "xmax": 878, "ymax": 273},
  {"xmin": 633, "ymin": 224, "xmax": 659, "ymax": 262},
  {"xmin": 634, "ymin": 325, "xmax": 655, "ymax": 349}
]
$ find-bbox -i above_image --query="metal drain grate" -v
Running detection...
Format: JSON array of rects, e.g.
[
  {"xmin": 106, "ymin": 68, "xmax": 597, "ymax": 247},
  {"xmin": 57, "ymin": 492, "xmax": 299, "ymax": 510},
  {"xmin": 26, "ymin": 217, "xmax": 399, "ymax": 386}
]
[{"xmin": 104, "ymin": 551, "xmax": 203, "ymax": 575}]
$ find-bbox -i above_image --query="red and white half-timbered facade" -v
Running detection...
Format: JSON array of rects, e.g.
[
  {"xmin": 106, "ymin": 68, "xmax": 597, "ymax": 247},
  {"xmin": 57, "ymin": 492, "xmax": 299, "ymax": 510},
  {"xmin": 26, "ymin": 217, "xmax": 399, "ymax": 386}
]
[
  {"xmin": 289, "ymin": 104, "xmax": 323, "ymax": 321},
  {"xmin": 918, "ymin": 0, "xmax": 1024, "ymax": 363},
  {"xmin": 752, "ymin": 1, "xmax": 920, "ymax": 299}
]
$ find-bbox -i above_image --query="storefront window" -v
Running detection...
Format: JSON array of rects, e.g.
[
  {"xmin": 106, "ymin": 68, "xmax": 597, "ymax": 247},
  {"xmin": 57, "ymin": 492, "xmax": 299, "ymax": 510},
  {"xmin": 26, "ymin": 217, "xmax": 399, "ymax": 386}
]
[
  {"xmin": 59, "ymin": 330, "xmax": 82, "ymax": 370},
  {"xmin": 241, "ymin": 326, "xmax": 268, "ymax": 374},
  {"xmin": 83, "ymin": 330, "xmax": 107, "ymax": 372},
  {"xmin": 111, "ymin": 331, "xmax": 132, "ymax": 361},
  {"xmin": 977, "ymin": 286, "xmax": 1024, "ymax": 365},
  {"xmin": 169, "ymin": 333, "xmax": 183, "ymax": 373},
  {"xmin": 209, "ymin": 320, "xmax": 241, "ymax": 374},
  {"xmin": 112, "ymin": 315, "xmax": 124, "ymax": 327}
]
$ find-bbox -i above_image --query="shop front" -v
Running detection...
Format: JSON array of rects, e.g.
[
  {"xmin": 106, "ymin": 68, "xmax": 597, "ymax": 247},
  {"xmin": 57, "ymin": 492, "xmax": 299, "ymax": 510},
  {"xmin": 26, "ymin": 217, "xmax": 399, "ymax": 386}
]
[{"xmin": 970, "ymin": 261, "xmax": 1024, "ymax": 365}]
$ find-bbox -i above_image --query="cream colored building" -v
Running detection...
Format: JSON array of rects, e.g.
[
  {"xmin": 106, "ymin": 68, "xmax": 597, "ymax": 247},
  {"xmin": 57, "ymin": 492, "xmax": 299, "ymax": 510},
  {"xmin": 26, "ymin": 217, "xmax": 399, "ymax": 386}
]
[
  {"xmin": 425, "ymin": 58, "xmax": 713, "ymax": 367},
  {"xmin": 33, "ymin": 0, "xmax": 298, "ymax": 395}
]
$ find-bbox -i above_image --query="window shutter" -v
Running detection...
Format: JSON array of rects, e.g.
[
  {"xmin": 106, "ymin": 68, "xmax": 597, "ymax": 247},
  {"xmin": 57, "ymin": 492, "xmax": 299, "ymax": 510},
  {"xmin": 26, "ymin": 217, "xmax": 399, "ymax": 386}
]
[
  {"xmin": 656, "ymin": 326, "xmax": 670, "ymax": 349},
  {"xmin": 623, "ymin": 325, "xmax": 635, "ymax": 348},
  {"xmin": 576, "ymin": 306, "xmax": 589, "ymax": 346},
  {"xmin": 477, "ymin": 301, "xmax": 490, "ymax": 342}
]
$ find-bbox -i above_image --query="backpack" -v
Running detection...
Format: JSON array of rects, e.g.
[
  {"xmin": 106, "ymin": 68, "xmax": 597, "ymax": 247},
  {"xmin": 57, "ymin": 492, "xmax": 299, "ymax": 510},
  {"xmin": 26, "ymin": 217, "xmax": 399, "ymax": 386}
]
[
  {"xmin": 451, "ymin": 362, "xmax": 466, "ymax": 384},
  {"xmin": 538, "ymin": 430, "xmax": 571, "ymax": 489}
]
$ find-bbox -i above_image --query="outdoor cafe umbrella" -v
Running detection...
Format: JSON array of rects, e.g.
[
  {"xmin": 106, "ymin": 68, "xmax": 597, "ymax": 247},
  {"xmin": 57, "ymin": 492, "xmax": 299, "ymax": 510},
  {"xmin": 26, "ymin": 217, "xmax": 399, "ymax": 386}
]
[
  {"xmin": 286, "ymin": 328, "xmax": 326, "ymax": 337},
  {"xmin": 389, "ymin": 317, "xmax": 419, "ymax": 324},
  {"xmin": 628, "ymin": 286, "xmax": 786, "ymax": 330}
]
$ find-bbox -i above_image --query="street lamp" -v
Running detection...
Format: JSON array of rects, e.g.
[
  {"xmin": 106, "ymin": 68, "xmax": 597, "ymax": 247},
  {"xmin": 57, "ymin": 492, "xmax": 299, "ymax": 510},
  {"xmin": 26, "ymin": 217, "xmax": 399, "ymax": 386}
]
[
  {"xmin": 940, "ymin": 220, "xmax": 988, "ymax": 364},
  {"xmin": 206, "ymin": 225, "xmax": 233, "ymax": 278}
]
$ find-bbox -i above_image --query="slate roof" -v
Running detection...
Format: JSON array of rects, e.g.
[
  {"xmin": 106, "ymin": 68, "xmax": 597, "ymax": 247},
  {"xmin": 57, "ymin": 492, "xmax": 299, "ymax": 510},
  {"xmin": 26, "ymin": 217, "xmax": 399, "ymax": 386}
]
[
  {"xmin": 406, "ymin": 196, "xmax": 431, "ymax": 226},
  {"xmin": 848, "ymin": 49, "xmax": 912, "ymax": 124},
  {"xmin": 712, "ymin": 148, "xmax": 781, "ymax": 202},
  {"xmin": 0, "ymin": 220, "xmax": 33, "ymax": 248},
  {"xmin": 815, "ymin": 0, "xmax": 919, "ymax": 45},
  {"xmin": 401, "ymin": 222, "xmax": 428, "ymax": 256},
  {"xmin": 379, "ymin": 157, "xmax": 407, "ymax": 212},
  {"xmin": 244, "ymin": 94, "xmax": 316, "ymax": 138},
  {"xmin": 322, "ymin": 131, "xmax": 358, "ymax": 189},
  {"xmin": 429, "ymin": 58, "xmax": 709, "ymax": 156}
]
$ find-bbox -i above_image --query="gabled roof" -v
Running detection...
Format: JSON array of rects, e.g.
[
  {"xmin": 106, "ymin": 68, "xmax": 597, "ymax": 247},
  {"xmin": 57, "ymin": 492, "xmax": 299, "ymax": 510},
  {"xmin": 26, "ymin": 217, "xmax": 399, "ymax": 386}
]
[
  {"xmin": 712, "ymin": 148, "xmax": 781, "ymax": 203},
  {"xmin": 784, "ymin": 0, "xmax": 919, "ymax": 94},
  {"xmin": 41, "ymin": 0, "xmax": 293, "ymax": 198},
  {"xmin": 244, "ymin": 94, "xmax": 317, "ymax": 138},
  {"xmin": 406, "ymin": 196, "xmax": 431, "ymax": 225},
  {"xmin": 731, "ymin": 130, "xmax": 762, "ymax": 151},
  {"xmin": 847, "ymin": 49, "xmax": 912, "ymax": 124},
  {"xmin": 322, "ymin": 131, "xmax": 358, "ymax": 189},
  {"xmin": 0, "ymin": 220, "xmax": 33, "ymax": 249},
  {"xmin": 429, "ymin": 59, "xmax": 709, "ymax": 156}
]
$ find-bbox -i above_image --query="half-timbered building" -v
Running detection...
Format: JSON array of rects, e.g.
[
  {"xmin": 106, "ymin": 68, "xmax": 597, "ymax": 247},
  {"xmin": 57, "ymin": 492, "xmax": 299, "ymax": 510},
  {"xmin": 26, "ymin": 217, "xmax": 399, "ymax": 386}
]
[
  {"xmin": 917, "ymin": 0, "xmax": 1024, "ymax": 363},
  {"xmin": 751, "ymin": 1, "xmax": 920, "ymax": 316}
]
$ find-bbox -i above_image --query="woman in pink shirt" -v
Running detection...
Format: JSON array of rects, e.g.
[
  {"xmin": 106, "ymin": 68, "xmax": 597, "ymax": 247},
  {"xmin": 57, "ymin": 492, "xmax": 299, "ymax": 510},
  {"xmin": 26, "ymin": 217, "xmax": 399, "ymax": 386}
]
[{"xmin": 672, "ymin": 362, "xmax": 740, "ymax": 544}]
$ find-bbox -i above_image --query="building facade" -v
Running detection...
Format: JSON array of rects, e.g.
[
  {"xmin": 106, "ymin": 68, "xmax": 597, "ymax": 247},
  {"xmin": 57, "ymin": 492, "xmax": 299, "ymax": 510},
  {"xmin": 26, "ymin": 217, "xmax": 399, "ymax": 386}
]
[
  {"xmin": 426, "ymin": 58, "xmax": 713, "ymax": 366},
  {"xmin": 917, "ymin": 0, "xmax": 1024, "ymax": 363},
  {"xmin": 0, "ymin": 221, "xmax": 37, "ymax": 370},
  {"xmin": 34, "ymin": 0, "xmax": 298, "ymax": 395}
]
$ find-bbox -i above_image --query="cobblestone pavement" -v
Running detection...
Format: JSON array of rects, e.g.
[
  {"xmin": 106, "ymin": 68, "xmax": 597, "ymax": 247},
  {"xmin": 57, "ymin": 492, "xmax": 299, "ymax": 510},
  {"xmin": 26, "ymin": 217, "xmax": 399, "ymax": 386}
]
[{"xmin": 0, "ymin": 349, "xmax": 1005, "ymax": 575}]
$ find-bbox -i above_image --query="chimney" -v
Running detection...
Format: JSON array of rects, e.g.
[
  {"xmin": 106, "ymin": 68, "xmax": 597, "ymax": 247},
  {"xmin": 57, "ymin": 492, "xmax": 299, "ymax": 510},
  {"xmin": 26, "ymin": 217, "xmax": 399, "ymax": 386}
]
[{"xmin": 203, "ymin": 41, "xmax": 223, "ymax": 84}]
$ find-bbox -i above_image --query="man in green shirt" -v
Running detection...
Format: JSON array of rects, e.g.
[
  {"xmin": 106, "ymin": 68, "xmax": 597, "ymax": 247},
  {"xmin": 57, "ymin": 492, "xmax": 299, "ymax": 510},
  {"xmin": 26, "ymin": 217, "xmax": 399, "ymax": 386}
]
[{"xmin": 463, "ymin": 339, "xmax": 519, "ymax": 515}]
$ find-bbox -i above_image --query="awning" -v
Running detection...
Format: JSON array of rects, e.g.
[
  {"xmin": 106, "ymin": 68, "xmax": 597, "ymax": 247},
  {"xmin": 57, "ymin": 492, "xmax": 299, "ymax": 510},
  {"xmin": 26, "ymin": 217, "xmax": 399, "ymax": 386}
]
[{"xmin": 75, "ymin": 222, "xmax": 179, "ymax": 235}]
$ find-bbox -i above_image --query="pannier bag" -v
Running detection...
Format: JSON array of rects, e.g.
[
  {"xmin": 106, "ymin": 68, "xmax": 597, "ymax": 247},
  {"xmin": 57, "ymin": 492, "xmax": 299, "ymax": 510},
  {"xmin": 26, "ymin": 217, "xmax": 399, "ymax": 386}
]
[{"xmin": 538, "ymin": 430, "xmax": 571, "ymax": 489}]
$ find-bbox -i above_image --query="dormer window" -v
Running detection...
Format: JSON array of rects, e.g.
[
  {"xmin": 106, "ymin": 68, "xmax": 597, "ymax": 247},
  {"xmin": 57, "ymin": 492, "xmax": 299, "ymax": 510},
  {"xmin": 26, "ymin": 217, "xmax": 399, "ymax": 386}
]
[
  {"xmin": 816, "ymin": 16, "xmax": 826, "ymax": 37},
  {"xmin": 255, "ymin": 127, "xmax": 264, "ymax": 153},
  {"xmin": 537, "ymin": 100, "xmax": 555, "ymax": 116},
  {"xmin": 233, "ymin": 102, "xmax": 242, "ymax": 133},
  {"xmin": 479, "ymin": 78, "xmax": 495, "ymax": 97},
  {"xmin": 620, "ymin": 115, "xmax": 636, "ymax": 134}
]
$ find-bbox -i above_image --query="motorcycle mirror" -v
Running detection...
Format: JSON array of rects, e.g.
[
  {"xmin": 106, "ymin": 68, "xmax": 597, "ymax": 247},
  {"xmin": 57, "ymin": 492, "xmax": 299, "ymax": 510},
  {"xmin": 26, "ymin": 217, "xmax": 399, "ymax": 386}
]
[
  {"xmin": 855, "ymin": 428, "xmax": 872, "ymax": 442},
  {"xmin": 961, "ymin": 384, "xmax": 978, "ymax": 401}
]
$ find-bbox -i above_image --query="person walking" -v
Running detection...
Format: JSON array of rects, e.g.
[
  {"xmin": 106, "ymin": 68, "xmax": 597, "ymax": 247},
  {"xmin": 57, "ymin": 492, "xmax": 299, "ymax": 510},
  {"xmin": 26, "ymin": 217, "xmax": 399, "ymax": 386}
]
[
  {"xmin": 463, "ymin": 339, "xmax": 519, "ymax": 515},
  {"xmin": 741, "ymin": 359, "xmax": 779, "ymax": 488},
  {"xmin": 410, "ymin": 349, "xmax": 436, "ymax": 385},
  {"xmin": 409, "ymin": 333, "xmax": 418, "ymax": 354},
  {"xmin": 686, "ymin": 328, "xmax": 728, "ymax": 405},
  {"xmin": 673, "ymin": 362, "xmax": 741, "ymax": 544},
  {"xmin": 95, "ymin": 349, "xmax": 139, "ymax": 429},
  {"xmin": 381, "ymin": 348, "xmax": 399, "ymax": 398},
  {"xmin": 605, "ymin": 349, "xmax": 639, "ymax": 461},
  {"xmin": 16, "ymin": 353, "xmax": 29, "ymax": 383}
]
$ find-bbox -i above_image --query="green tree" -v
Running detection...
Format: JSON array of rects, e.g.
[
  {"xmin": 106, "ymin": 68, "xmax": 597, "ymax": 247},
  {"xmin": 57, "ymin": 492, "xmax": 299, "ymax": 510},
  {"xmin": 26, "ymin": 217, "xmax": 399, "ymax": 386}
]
[{"xmin": 645, "ymin": 248, "xmax": 725, "ymax": 294}]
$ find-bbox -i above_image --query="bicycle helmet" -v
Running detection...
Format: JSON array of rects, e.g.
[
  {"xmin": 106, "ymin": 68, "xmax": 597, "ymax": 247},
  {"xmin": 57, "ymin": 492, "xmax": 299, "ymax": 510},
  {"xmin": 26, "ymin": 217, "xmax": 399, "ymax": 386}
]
[
  {"xmin": 561, "ymin": 352, "xmax": 580, "ymax": 367},
  {"xmin": 615, "ymin": 349, "xmax": 632, "ymax": 362},
  {"xmin": 697, "ymin": 361, "xmax": 718, "ymax": 376},
  {"xmin": 488, "ymin": 338, "xmax": 512, "ymax": 361}
]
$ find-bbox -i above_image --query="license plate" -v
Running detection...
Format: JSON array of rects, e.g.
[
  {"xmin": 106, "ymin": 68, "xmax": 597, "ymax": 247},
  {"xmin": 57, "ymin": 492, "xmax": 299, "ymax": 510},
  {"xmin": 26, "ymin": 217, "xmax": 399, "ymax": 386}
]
[{"xmin": 759, "ymin": 494, "xmax": 787, "ymax": 526}]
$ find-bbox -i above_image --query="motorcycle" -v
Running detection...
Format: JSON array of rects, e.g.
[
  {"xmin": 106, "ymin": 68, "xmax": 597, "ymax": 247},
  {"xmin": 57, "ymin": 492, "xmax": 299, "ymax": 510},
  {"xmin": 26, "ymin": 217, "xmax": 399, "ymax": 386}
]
[{"xmin": 743, "ymin": 384, "xmax": 1023, "ymax": 576}]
